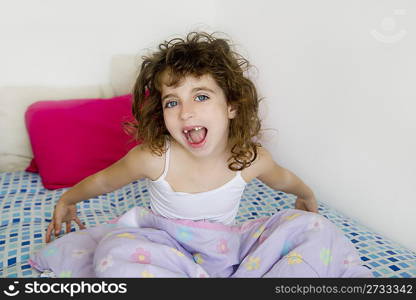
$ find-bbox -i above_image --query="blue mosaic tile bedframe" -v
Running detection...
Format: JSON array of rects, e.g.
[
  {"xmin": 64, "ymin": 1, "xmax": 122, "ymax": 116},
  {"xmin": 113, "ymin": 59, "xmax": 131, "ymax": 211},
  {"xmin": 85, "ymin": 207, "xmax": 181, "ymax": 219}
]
[{"xmin": 0, "ymin": 171, "xmax": 415, "ymax": 278}]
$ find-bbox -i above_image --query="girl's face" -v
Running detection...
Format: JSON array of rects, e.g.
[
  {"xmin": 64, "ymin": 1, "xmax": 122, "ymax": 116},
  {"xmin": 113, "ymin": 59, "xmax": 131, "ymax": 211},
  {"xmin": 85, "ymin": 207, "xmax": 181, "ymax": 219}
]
[{"xmin": 160, "ymin": 72, "xmax": 236, "ymax": 157}]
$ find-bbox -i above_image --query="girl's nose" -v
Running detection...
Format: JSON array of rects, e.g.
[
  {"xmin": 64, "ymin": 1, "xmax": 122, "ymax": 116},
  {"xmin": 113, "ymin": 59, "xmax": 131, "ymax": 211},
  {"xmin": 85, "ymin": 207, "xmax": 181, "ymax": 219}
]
[{"xmin": 180, "ymin": 103, "xmax": 195, "ymax": 120}]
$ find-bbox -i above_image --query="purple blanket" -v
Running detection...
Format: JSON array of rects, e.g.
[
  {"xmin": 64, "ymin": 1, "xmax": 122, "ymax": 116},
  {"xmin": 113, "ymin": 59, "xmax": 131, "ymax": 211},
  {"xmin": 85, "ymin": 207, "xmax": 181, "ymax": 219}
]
[{"xmin": 30, "ymin": 207, "xmax": 372, "ymax": 278}]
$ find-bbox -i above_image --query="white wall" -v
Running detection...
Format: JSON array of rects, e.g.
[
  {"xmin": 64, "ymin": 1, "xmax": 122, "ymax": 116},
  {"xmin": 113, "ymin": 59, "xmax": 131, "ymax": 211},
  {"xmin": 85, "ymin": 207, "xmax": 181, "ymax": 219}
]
[
  {"xmin": 215, "ymin": 0, "xmax": 416, "ymax": 252},
  {"xmin": 1, "ymin": 0, "xmax": 415, "ymax": 252},
  {"xmin": 0, "ymin": 0, "xmax": 215, "ymax": 86}
]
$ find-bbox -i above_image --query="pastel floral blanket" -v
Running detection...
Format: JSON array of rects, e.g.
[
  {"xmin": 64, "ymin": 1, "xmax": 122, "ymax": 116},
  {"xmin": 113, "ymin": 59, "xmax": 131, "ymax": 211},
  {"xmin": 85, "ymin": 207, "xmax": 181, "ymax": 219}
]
[{"xmin": 29, "ymin": 207, "xmax": 372, "ymax": 278}]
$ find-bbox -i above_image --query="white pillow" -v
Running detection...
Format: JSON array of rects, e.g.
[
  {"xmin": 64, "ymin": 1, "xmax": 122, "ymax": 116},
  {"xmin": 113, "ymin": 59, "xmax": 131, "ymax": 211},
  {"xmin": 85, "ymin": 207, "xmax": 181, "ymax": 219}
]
[{"xmin": 110, "ymin": 55, "xmax": 141, "ymax": 96}]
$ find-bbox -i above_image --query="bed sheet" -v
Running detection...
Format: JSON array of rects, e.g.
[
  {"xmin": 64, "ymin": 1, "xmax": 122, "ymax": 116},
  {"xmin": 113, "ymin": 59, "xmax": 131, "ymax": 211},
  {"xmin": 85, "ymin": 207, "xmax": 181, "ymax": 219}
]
[{"xmin": 0, "ymin": 171, "xmax": 415, "ymax": 278}]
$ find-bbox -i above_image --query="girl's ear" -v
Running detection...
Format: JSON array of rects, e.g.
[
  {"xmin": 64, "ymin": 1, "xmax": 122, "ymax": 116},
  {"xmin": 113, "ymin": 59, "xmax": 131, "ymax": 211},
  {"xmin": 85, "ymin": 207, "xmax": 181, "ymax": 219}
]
[{"xmin": 227, "ymin": 104, "xmax": 237, "ymax": 119}]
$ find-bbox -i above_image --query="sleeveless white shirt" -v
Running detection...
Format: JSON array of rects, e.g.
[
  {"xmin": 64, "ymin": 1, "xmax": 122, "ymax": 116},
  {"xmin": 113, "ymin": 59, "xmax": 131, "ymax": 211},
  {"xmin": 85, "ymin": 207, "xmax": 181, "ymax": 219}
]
[{"xmin": 147, "ymin": 139, "xmax": 247, "ymax": 225}]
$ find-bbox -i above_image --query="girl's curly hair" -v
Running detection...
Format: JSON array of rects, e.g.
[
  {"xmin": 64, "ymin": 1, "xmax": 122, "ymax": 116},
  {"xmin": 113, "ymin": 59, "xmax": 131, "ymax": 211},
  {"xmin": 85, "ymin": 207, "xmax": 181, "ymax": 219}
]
[{"xmin": 124, "ymin": 31, "xmax": 262, "ymax": 171}]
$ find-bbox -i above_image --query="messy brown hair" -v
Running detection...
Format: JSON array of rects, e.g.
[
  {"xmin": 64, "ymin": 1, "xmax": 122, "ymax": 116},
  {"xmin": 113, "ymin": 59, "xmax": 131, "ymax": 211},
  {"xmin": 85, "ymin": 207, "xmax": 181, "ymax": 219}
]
[{"xmin": 125, "ymin": 31, "xmax": 262, "ymax": 171}]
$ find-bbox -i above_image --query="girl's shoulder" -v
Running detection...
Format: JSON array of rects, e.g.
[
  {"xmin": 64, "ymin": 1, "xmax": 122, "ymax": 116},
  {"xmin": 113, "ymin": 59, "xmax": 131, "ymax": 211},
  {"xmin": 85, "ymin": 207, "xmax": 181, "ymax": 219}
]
[
  {"xmin": 241, "ymin": 146, "xmax": 274, "ymax": 182},
  {"xmin": 130, "ymin": 143, "xmax": 165, "ymax": 181}
]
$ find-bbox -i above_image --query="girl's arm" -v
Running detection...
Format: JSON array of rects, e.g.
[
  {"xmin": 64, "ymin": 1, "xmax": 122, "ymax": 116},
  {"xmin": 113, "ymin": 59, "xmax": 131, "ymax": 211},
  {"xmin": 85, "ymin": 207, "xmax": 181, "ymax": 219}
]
[
  {"xmin": 61, "ymin": 144, "xmax": 151, "ymax": 205},
  {"xmin": 91, "ymin": 144, "xmax": 154, "ymax": 194},
  {"xmin": 255, "ymin": 148, "xmax": 318, "ymax": 213},
  {"xmin": 46, "ymin": 144, "xmax": 154, "ymax": 242}
]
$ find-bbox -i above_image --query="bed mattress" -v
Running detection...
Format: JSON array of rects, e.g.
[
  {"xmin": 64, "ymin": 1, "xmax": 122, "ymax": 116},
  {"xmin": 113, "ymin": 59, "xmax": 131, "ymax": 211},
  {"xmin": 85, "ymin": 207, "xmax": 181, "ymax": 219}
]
[{"xmin": 0, "ymin": 171, "xmax": 415, "ymax": 278}]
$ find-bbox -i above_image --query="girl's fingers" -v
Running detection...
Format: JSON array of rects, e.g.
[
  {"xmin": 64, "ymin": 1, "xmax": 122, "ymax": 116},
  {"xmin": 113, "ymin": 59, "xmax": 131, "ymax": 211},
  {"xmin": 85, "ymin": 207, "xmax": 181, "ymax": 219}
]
[
  {"xmin": 55, "ymin": 223, "xmax": 61, "ymax": 236},
  {"xmin": 74, "ymin": 217, "xmax": 86, "ymax": 230},
  {"xmin": 295, "ymin": 200, "xmax": 304, "ymax": 210},
  {"xmin": 45, "ymin": 222, "xmax": 54, "ymax": 243},
  {"xmin": 307, "ymin": 201, "xmax": 318, "ymax": 213},
  {"xmin": 66, "ymin": 222, "xmax": 71, "ymax": 233}
]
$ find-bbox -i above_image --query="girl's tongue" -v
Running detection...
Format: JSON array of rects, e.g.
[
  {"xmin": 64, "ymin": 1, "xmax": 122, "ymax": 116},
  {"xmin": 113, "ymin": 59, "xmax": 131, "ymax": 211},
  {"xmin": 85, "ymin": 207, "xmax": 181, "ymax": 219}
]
[{"xmin": 186, "ymin": 127, "xmax": 207, "ymax": 144}]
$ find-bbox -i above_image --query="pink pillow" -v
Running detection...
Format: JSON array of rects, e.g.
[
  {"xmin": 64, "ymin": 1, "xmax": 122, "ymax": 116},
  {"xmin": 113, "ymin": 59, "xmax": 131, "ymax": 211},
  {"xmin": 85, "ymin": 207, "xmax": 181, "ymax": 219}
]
[{"xmin": 25, "ymin": 94, "xmax": 140, "ymax": 190}]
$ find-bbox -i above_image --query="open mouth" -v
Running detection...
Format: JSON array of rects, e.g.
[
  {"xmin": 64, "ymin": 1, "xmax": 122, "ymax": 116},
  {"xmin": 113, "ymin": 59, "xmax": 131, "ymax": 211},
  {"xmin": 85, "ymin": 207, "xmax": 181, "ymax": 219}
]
[{"xmin": 183, "ymin": 126, "xmax": 208, "ymax": 147}]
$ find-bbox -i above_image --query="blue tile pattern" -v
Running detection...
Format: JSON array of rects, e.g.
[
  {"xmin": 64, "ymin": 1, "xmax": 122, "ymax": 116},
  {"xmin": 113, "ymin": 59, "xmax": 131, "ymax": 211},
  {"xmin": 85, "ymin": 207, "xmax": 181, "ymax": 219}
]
[{"xmin": 0, "ymin": 171, "xmax": 415, "ymax": 277}]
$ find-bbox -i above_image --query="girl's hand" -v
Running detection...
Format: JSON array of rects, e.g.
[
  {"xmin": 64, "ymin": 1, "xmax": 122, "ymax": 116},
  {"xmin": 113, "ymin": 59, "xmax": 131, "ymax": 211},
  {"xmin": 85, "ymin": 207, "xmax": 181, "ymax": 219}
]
[
  {"xmin": 295, "ymin": 196, "xmax": 318, "ymax": 213},
  {"xmin": 45, "ymin": 200, "xmax": 86, "ymax": 243}
]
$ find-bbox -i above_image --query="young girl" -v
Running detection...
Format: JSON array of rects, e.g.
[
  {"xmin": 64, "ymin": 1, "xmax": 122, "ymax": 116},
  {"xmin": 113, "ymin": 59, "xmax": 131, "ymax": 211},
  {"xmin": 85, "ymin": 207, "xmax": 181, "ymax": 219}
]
[
  {"xmin": 46, "ymin": 32, "xmax": 318, "ymax": 241},
  {"xmin": 33, "ymin": 32, "xmax": 371, "ymax": 278}
]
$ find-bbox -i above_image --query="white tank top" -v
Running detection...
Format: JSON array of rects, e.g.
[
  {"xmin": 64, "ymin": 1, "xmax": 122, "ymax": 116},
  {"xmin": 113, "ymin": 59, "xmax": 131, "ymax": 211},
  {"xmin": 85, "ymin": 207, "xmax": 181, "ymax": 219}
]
[{"xmin": 147, "ymin": 139, "xmax": 247, "ymax": 225}]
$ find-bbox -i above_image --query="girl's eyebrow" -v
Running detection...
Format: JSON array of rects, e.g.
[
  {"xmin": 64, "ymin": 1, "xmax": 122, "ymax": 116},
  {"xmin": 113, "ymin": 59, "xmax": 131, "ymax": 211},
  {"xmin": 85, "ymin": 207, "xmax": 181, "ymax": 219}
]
[
  {"xmin": 191, "ymin": 86, "xmax": 216, "ymax": 94},
  {"xmin": 161, "ymin": 86, "xmax": 216, "ymax": 102}
]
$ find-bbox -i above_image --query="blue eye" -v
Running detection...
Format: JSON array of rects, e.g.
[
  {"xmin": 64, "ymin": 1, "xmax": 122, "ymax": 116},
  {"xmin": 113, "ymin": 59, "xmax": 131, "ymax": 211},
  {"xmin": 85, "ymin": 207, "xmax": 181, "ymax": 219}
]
[
  {"xmin": 165, "ymin": 100, "xmax": 178, "ymax": 108},
  {"xmin": 195, "ymin": 95, "xmax": 209, "ymax": 102}
]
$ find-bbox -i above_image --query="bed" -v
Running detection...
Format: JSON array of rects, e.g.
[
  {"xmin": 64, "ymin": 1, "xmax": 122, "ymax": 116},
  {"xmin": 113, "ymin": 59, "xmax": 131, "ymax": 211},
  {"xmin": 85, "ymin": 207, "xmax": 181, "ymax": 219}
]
[{"xmin": 1, "ymin": 170, "xmax": 415, "ymax": 278}]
